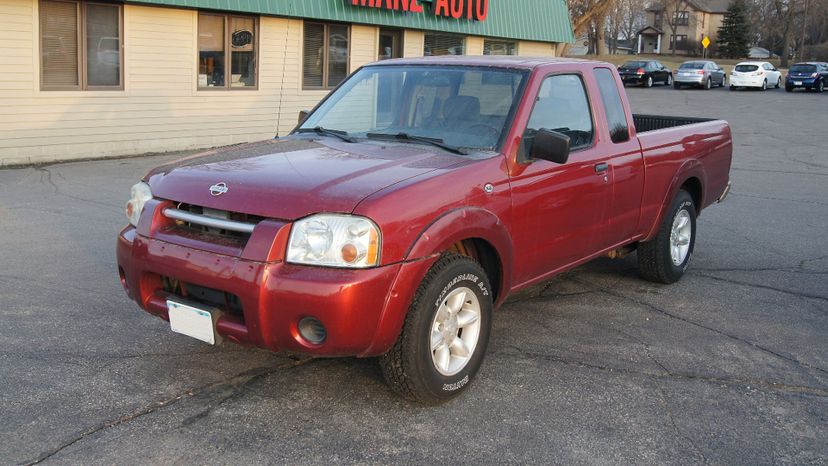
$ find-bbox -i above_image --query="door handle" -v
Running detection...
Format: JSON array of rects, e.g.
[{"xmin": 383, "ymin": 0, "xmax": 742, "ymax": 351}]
[{"xmin": 594, "ymin": 162, "xmax": 608, "ymax": 173}]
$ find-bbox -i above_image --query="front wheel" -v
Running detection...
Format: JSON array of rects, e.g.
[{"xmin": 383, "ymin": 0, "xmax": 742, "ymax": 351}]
[
  {"xmin": 818, "ymin": 80, "xmax": 825, "ymax": 93},
  {"xmin": 776, "ymin": 77, "xmax": 782, "ymax": 89},
  {"xmin": 380, "ymin": 254, "xmax": 493, "ymax": 404},
  {"xmin": 666, "ymin": 74, "xmax": 673, "ymax": 86},
  {"xmin": 638, "ymin": 190, "xmax": 697, "ymax": 284}
]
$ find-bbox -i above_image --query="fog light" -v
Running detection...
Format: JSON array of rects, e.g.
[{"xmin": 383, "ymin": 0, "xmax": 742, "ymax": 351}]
[{"xmin": 298, "ymin": 317, "xmax": 326, "ymax": 345}]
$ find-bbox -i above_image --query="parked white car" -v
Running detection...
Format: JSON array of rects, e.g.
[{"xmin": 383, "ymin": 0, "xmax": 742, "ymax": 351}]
[{"xmin": 730, "ymin": 61, "xmax": 783, "ymax": 91}]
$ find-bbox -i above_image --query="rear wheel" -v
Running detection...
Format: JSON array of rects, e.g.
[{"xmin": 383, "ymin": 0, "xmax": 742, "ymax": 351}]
[
  {"xmin": 379, "ymin": 254, "xmax": 493, "ymax": 404},
  {"xmin": 645, "ymin": 76, "xmax": 653, "ymax": 88},
  {"xmin": 761, "ymin": 79, "xmax": 767, "ymax": 91},
  {"xmin": 704, "ymin": 77, "xmax": 712, "ymax": 90},
  {"xmin": 638, "ymin": 190, "xmax": 697, "ymax": 284}
]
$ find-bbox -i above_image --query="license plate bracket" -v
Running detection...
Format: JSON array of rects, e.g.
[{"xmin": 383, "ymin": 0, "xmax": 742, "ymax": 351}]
[{"xmin": 168, "ymin": 300, "xmax": 221, "ymax": 345}]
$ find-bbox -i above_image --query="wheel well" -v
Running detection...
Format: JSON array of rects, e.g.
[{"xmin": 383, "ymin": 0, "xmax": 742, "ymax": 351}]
[
  {"xmin": 680, "ymin": 177, "xmax": 702, "ymax": 213},
  {"xmin": 448, "ymin": 239, "xmax": 502, "ymax": 302}
]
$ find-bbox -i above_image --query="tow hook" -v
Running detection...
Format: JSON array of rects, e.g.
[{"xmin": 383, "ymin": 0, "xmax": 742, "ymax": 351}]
[{"xmin": 717, "ymin": 181, "xmax": 732, "ymax": 203}]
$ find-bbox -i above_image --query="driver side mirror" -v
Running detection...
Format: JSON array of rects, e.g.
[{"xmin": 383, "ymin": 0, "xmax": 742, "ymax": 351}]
[
  {"xmin": 530, "ymin": 129, "xmax": 570, "ymax": 164},
  {"xmin": 298, "ymin": 110, "xmax": 310, "ymax": 125}
]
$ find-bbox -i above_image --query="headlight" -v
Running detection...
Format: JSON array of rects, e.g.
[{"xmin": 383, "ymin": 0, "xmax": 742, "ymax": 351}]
[
  {"xmin": 287, "ymin": 214, "xmax": 380, "ymax": 268},
  {"xmin": 125, "ymin": 182, "xmax": 152, "ymax": 227}
]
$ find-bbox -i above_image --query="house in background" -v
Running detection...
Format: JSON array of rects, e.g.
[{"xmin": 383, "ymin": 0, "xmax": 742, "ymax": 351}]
[{"xmin": 636, "ymin": 0, "xmax": 729, "ymax": 54}]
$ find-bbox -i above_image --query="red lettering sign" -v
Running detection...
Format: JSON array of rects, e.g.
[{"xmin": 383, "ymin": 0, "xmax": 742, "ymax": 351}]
[{"xmin": 352, "ymin": 0, "xmax": 487, "ymax": 21}]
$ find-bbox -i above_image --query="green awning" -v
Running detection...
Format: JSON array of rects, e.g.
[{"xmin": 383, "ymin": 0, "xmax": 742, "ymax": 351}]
[{"xmin": 127, "ymin": 0, "xmax": 574, "ymax": 43}]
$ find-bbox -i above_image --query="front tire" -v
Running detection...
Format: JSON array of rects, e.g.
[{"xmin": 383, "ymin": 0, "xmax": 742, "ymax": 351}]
[
  {"xmin": 776, "ymin": 77, "xmax": 782, "ymax": 89},
  {"xmin": 379, "ymin": 254, "xmax": 493, "ymax": 404},
  {"xmin": 818, "ymin": 80, "xmax": 825, "ymax": 93},
  {"xmin": 638, "ymin": 190, "xmax": 697, "ymax": 284},
  {"xmin": 666, "ymin": 74, "xmax": 673, "ymax": 86}
]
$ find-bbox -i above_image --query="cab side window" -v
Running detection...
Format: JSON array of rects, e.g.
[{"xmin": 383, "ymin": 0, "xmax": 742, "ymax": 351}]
[
  {"xmin": 520, "ymin": 74, "xmax": 594, "ymax": 162},
  {"xmin": 594, "ymin": 68, "xmax": 629, "ymax": 143}
]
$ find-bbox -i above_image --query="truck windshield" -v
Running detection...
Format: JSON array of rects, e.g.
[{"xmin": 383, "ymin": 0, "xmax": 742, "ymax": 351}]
[{"xmin": 298, "ymin": 65, "xmax": 528, "ymax": 151}]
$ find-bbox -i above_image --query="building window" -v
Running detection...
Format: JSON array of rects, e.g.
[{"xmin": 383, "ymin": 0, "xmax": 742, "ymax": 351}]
[
  {"xmin": 424, "ymin": 33, "xmax": 465, "ymax": 56},
  {"xmin": 378, "ymin": 28, "xmax": 402, "ymax": 60},
  {"xmin": 653, "ymin": 11, "xmax": 663, "ymax": 28},
  {"xmin": 303, "ymin": 22, "xmax": 350, "ymax": 90},
  {"xmin": 669, "ymin": 34, "xmax": 688, "ymax": 51},
  {"xmin": 483, "ymin": 40, "xmax": 517, "ymax": 55},
  {"xmin": 671, "ymin": 11, "xmax": 689, "ymax": 26},
  {"xmin": 39, "ymin": 0, "xmax": 123, "ymax": 90},
  {"xmin": 198, "ymin": 13, "xmax": 257, "ymax": 89}
]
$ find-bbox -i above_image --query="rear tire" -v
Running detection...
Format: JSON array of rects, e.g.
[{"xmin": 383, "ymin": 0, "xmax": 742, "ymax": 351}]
[
  {"xmin": 379, "ymin": 254, "xmax": 493, "ymax": 404},
  {"xmin": 645, "ymin": 76, "xmax": 653, "ymax": 88},
  {"xmin": 761, "ymin": 79, "xmax": 767, "ymax": 91},
  {"xmin": 704, "ymin": 77, "xmax": 712, "ymax": 90},
  {"xmin": 638, "ymin": 190, "xmax": 697, "ymax": 284}
]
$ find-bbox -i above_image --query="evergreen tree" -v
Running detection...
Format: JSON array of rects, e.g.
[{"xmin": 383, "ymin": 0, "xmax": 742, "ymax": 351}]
[{"xmin": 716, "ymin": 0, "xmax": 751, "ymax": 58}]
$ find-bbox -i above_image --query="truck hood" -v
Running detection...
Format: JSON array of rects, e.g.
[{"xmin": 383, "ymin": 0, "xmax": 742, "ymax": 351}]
[{"xmin": 144, "ymin": 138, "xmax": 465, "ymax": 220}]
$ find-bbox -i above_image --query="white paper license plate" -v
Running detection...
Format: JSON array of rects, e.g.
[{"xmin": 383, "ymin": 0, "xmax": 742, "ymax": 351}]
[
  {"xmin": 794, "ymin": 81, "xmax": 803, "ymax": 85},
  {"xmin": 168, "ymin": 300, "xmax": 216, "ymax": 345}
]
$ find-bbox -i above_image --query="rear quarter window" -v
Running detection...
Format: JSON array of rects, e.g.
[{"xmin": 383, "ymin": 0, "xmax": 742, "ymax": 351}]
[{"xmin": 594, "ymin": 68, "xmax": 629, "ymax": 144}]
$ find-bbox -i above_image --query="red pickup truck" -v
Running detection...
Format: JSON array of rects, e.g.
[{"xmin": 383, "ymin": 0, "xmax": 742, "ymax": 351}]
[{"xmin": 117, "ymin": 57, "xmax": 732, "ymax": 403}]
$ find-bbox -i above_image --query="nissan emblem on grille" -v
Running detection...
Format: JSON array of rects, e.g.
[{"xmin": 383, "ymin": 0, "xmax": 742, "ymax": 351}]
[{"xmin": 209, "ymin": 182, "xmax": 228, "ymax": 196}]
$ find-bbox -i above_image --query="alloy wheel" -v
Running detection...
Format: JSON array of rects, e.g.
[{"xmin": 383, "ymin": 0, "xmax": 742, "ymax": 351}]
[
  {"xmin": 430, "ymin": 287, "xmax": 482, "ymax": 376},
  {"xmin": 670, "ymin": 210, "xmax": 692, "ymax": 266}
]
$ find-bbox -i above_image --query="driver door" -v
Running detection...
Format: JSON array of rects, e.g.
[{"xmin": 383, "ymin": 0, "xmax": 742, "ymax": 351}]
[{"xmin": 508, "ymin": 74, "xmax": 614, "ymax": 285}]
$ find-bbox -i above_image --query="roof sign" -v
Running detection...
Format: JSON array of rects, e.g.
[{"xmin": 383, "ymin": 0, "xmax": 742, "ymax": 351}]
[{"xmin": 351, "ymin": 0, "xmax": 489, "ymax": 21}]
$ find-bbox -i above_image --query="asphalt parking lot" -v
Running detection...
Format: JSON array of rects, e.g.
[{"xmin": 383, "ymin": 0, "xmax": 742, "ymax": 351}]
[{"xmin": 1, "ymin": 83, "xmax": 826, "ymax": 465}]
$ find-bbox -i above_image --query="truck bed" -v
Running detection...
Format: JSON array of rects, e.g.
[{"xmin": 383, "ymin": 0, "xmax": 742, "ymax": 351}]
[{"xmin": 633, "ymin": 114, "xmax": 715, "ymax": 133}]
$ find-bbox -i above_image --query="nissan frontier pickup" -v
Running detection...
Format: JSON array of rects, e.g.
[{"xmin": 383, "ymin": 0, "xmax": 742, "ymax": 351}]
[{"xmin": 117, "ymin": 57, "xmax": 732, "ymax": 403}]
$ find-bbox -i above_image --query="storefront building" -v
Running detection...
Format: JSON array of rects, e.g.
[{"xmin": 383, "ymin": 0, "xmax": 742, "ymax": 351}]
[{"xmin": 0, "ymin": 0, "xmax": 573, "ymax": 166}]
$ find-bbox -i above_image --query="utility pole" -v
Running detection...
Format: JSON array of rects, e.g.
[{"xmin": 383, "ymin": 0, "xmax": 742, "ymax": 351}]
[{"xmin": 798, "ymin": 0, "xmax": 810, "ymax": 60}]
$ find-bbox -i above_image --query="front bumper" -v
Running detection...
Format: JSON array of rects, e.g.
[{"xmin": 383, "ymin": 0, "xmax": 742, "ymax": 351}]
[{"xmin": 116, "ymin": 202, "xmax": 435, "ymax": 357}]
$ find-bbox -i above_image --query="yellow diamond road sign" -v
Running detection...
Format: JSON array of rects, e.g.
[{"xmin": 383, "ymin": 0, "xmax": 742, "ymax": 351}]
[{"xmin": 702, "ymin": 36, "xmax": 711, "ymax": 49}]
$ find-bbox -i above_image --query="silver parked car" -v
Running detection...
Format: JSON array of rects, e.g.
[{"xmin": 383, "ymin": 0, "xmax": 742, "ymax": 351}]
[{"xmin": 674, "ymin": 60, "xmax": 726, "ymax": 90}]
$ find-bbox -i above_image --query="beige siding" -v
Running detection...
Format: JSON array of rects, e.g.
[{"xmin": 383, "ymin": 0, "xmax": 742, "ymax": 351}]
[
  {"xmin": 403, "ymin": 30, "xmax": 424, "ymax": 58},
  {"xmin": 465, "ymin": 36, "xmax": 484, "ymax": 55},
  {"xmin": 518, "ymin": 41, "xmax": 557, "ymax": 57},
  {"xmin": 0, "ymin": 0, "xmax": 559, "ymax": 166}
]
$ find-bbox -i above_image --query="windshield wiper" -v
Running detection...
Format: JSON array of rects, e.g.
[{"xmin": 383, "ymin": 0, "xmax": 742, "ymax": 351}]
[
  {"xmin": 365, "ymin": 132, "xmax": 469, "ymax": 155},
  {"xmin": 296, "ymin": 126, "xmax": 357, "ymax": 143}
]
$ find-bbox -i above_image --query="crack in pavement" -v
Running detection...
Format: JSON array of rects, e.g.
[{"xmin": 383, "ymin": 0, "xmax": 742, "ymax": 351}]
[
  {"xmin": 494, "ymin": 345, "xmax": 828, "ymax": 397},
  {"xmin": 571, "ymin": 279, "xmax": 828, "ymax": 377},
  {"xmin": 691, "ymin": 272, "xmax": 828, "ymax": 303},
  {"xmin": 32, "ymin": 167, "xmax": 121, "ymax": 213},
  {"xmin": 20, "ymin": 359, "xmax": 309, "ymax": 465}
]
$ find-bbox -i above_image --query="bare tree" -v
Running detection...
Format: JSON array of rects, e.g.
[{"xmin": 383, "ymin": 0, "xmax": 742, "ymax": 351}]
[{"xmin": 558, "ymin": 0, "xmax": 616, "ymax": 55}]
